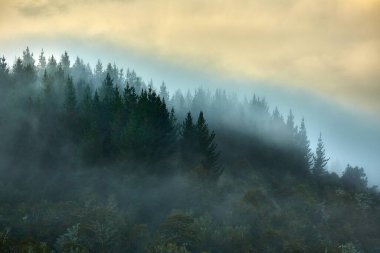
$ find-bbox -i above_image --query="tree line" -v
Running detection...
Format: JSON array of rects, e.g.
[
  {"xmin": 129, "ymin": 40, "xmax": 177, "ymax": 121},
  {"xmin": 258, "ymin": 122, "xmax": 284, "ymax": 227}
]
[{"xmin": 0, "ymin": 48, "xmax": 378, "ymax": 252}]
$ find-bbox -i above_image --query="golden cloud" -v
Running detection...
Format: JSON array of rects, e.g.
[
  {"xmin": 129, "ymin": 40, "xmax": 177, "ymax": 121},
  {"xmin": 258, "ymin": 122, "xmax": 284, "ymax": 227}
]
[{"xmin": 1, "ymin": 0, "xmax": 379, "ymax": 113}]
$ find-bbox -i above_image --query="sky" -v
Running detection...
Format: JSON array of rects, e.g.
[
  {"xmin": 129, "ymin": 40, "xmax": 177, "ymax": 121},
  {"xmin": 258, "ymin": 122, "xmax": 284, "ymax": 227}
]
[{"xmin": 0, "ymin": 0, "xmax": 379, "ymax": 184}]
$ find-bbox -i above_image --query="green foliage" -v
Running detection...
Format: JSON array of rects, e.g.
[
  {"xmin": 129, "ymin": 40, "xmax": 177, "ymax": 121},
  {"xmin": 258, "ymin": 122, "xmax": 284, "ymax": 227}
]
[
  {"xmin": 312, "ymin": 133, "xmax": 329, "ymax": 177},
  {"xmin": 158, "ymin": 213, "xmax": 198, "ymax": 250},
  {"xmin": 181, "ymin": 112, "xmax": 221, "ymax": 181},
  {"xmin": 341, "ymin": 165, "xmax": 368, "ymax": 192},
  {"xmin": 295, "ymin": 118, "xmax": 313, "ymax": 174},
  {"xmin": 0, "ymin": 49, "xmax": 379, "ymax": 253},
  {"xmin": 55, "ymin": 224, "xmax": 88, "ymax": 253},
  {"xmin": 0, "ymin": 229, "xmax": 15, "ymax": 253},
  {"xmin": 152, "ymin": 243, "xmax": 190, "ymax": 253},
  {"xmin": 17, "ymin": 237, "xmax": 49, "ymax": 253},
  {"xmin": 339, "ymin": 242, "xmax": 361, "ymax": 253}
]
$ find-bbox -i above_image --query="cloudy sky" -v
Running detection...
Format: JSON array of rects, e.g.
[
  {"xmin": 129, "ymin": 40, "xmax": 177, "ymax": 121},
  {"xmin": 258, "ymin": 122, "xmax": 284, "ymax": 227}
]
[
  {"xmin": 1, "ymin": 0, "xmax": 379, "ymax": 114},
  {"xmin": 1, "ymin": 0, "xmax": 379, "ymax": 183}
]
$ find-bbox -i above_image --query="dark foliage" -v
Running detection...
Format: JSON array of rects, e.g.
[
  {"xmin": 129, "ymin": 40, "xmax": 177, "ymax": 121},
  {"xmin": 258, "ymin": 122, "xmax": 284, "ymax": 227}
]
[{"xmin": 0, "ymin": 49, "xmax": 379, "ymax": 253}]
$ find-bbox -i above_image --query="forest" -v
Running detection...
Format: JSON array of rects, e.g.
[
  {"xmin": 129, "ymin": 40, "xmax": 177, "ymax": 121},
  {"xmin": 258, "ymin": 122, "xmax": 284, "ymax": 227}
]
[{"xmin": 0, "ymin": 48, "xmax": 379, "ymax": 253}]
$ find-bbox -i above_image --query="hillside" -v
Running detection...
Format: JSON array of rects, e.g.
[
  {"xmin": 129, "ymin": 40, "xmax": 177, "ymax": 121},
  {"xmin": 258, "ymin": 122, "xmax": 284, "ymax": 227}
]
[{"xmin": 0, "ymin": 48, "xmax": 379, "ymax": 253}]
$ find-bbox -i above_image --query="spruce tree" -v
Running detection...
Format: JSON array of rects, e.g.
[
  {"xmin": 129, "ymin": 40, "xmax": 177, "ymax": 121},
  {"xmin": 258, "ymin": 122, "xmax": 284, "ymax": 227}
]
[
  {"xmin": 94, "ymin": 60, "xmax": 104, "ymax": 85},
  {"xmin": 60, "ymin": 51, "xmax": 70, "ymax": 74},
  {"xmin": 296, "ymin": 118, "xmax": 312, "ymax": 174},
  {"xmin": 12, "ymin": 58, "xmax": 24, "ymax": 76},
  {"xmin": 195, "ymin": 112, "xmax": 221, "ymax": 180},
  {"xmin": 0, "ymin": 56, "xmax": 9, "ymax": 84},
  {"xmin": 63, "ymin": 76, "xmax": 78, "ymax": 141},
  {"xmin": 102, "ymin": 73, "xmax": 114, "ymax": 104},
  {"xmin": 286, "ymin": 110, "xmax": 297, "ymax": 138},
  {"xmin": 38, "ymin": 49, "xmax": 47, "ymax": 70},
  {"xmin": 64, "ymin": 76, "xmax": 77, "ymax": 115},
  {"xmin": 312, "ymin": 133, "xmax": 329, "ymax": 177},
  {"xmin": 181, "ymin": 112, "xmax": 196, "ymax": 168},
  {"xmin": 47, "ymin": 55, "xmax": 57, "ymax": 75},
  {"xmin": 42, "ymin": 69, "xmax": 52, "ymax": 96},
  {"xmin": 22, "ymin": 47, "xmax": 35, "ymax": 67},
  {"xmin": 159, "ymin": 82, "xmax": 170, "ymax": 103}
]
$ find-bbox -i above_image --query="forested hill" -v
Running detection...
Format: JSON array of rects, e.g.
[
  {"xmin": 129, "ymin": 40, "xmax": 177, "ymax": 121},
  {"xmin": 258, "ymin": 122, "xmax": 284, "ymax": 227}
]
[{"xmin": 0, "ymin": 48, "xmax": 379, "ymax": 252}]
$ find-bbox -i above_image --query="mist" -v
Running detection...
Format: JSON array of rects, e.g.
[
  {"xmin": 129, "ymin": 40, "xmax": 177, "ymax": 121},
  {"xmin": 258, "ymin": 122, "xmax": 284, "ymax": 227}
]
[
  {"xmin": 0, "ymin": 47, "xmax": 379, "ymax": 252},
  {"xmin": 4, "ymin": 39, "xmax": 379, "ymax": 185}
]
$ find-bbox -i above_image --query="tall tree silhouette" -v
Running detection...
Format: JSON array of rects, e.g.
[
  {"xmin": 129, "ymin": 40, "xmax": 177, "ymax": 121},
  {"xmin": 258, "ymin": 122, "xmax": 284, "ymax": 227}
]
[
  {"xmin": 296, "ymin": 118, "xmax": 312, "ymax": 174},
  {"xmin": 312, "ymin": 133, "xmax": 329, "ymax": 177},
  {"xmin": 286, "ymin": 110, "xmax": 298, "ymax": 138},
  {"xmin": 159, "ymin": 82, "xmax": 170, "ymax": 103},
  {"xmin": 181, "ymin": 111, "xmax": 221, "ymax": 180},
  {"xmin": 195, "ymin": 111, "xmax": 221, "ymax": 180},
  {"xmin": 60, "ymin": 51, "xmax": 70, "ymax": 74},
  {"xmin": 22, "ymin": 46, "xmax": 35, "ymax": 67},
  {"xmin": 0, "ymin": 56, "xmax": 9, "ymax": 84},
  {"xmin": 46, "ymin": 55, "xmax": 57, "ymax": 75},
  {"xmin": 181, "ymin": 112, "xmax": 197, "ymax": 169},
  {"xmin": 38, "ymin": 49, "xmax": 47, "ymax": 70}
]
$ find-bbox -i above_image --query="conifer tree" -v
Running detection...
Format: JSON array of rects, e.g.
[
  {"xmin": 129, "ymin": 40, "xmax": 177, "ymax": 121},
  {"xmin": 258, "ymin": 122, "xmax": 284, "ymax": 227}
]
[
  {"xmin": 12, "ymin": 57, "xmax": 36, "ymax": 85},
  {"xmin": 312, "ymin": 133, "xmax": 329, "ymax": 177},
  {"xmin": 0, "ymin": 56, "xmax": 9, "ymax": 84},
  {"xmin": 124, "ymin": 84, "xmax": 138, "ymax": 119},
  {"xmin": 63, "ymin": 76, "xmax": 78, "ymax": 139},
  {"xmin": 42, "ymin": 69, "xmax": 52, "ymax": 96},
  {"xmin": 64, "ymin": 76, "xmax": 77, "ymax": 115},
  {"xmin": 12, "ymin": 58, "xmax": 24, "ymax": 76},
  {"xmin": 196, "ymin": 111, "xmax": 221, "ymax": 179},
  {"xmin": 272, "ymin": 107, "xmax": 284, "ymax": 124},
  {"xmin": 102, "ymin": 73, "xmax": 114, "ymax": 104},
  {"xmin": 80, "ymin": 85, "xmax": 93, "ymax": 131},
  {"xmin": 160, "ymin": 82, "xmax": 170, "ymax": 103},
  {"xmin": 286, "ymin": 110, "xmax": 297, "ymax": 138},
  {"xmin": 47, "ymin": 55, "xmax": 57, "ymax": 75},
  {"xmin": 181, "ymin": 112, "xmax": 196, "ymax": 168},
  {"xmin": 94, "ymin": 60, "xmax": 103, "ymax": 81},
  {"xmin": 38, "ymin": 49, "xmax": 47, "ymax": 70},
  {"xmin": 60, "ymin": 51, "xmax": 70, "ymax": 74},
  {"xmin": 22, "ymin": 47, "xmax": 35, "ymax": 67},
  {"xmin": 296, "ymin": 118, "xmax": 313, "ymax": 174}
]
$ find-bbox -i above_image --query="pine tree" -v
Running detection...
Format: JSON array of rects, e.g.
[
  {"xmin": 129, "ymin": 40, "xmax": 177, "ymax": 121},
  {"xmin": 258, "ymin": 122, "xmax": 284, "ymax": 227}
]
[
  {"xmin": 195, "ymin": 111, "xmax": 221, "ymax": 179},
  {"xmin": 12, "ymin": 57, "xmax": 36, "ymax": 85},
  {"xmin": 160, "ymin": 82, "xmax": 170, "ymax": 103},
  {"xmin": 272, "ymin": 107, "xmax": 284, "ymax": 124},
  {"xmin": 47, "ymin": 55, "xmax": 57, "ymax": 75},
  {"xmin": 22, "ymin": 46, "xmax": 35, "ymax": 67},
  {"xmin": 12, "ymin": 58, "xmax": 24, "ymax": 76},
  {"xmin": 60, "ymin": 51, "xmax": 70, "ymax": 74},
  {"xmin": 80, "ymin": 85, "xmax": 93, "ymax": 129},
  {"xmin": 38, "ymin": 49, "xmax": 47, "ymax": 70},
  {"xmin": 312, "ymin": 133, "xmax": 329, "ymax": 177},
  {"xmin": 181, "ymin": 112, "xmax": 197, "ymax": 168},
  {"xmin": 0, "ymin": 56, "xmax": 9, "ymax": 83},
  {"xmin": 42, "ymin": 69, "xmax": 52, "ymax": 96},
  {"xmin": 63, "ymin": 76, "xmax": 78, "ymax": 140},
  {"xmin": 296, "ymin": 118, "xmax": 312, "ymax": 174},
  {"xmin": 169, "ymin": 108, "xmax": 177, "ymax": 130},
  {"xmin": 64, "ymin": 76, "xmax": 77, "ymax": 115},
  {"xmin": 123, "ymin": 84, "xmax": 138, "ymax": 119},
  {"xmin": 181, "ymin": 111, "xmax": 221, "ymax": 179},
  {"xmin": 94, "ymin": 60, "xmax": 103, "ymax": 76},
  {"xmin": 102, "ymin": 73, "xmax": 114, "ymax": 104},
  {"xmin": 286, "ymin": 110, "xmax": 297, "ymax": 138},
  {"xmin": 55, "ymin": 63, "xmax": 65, "ymax": 82}
]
